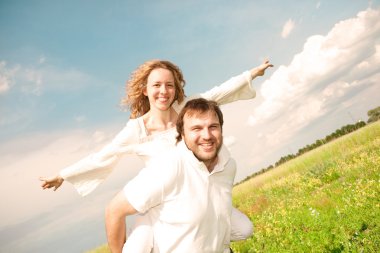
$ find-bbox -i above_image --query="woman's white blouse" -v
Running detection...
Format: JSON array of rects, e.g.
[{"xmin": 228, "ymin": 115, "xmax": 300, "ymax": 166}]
[{"xmin": 59, "ymin": 70, "xmax": 255, "ymax": 196}]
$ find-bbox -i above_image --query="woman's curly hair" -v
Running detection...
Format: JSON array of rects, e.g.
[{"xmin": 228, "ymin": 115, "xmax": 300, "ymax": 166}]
[{"xmin": 121, "ymin": 60, "xmax": 186, "ymax": 118}]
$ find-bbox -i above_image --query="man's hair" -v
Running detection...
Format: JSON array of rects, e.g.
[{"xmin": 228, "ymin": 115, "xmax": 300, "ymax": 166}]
[{"xmin": 176, "ymin": 98, "xmax": 223, "ymax": 143}]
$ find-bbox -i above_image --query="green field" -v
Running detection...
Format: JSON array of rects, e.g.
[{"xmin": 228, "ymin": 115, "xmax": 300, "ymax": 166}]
[
  {"xmin": 231, "ymin": 121, "xmax": 380, "ymax": 252},
  {"xmin": 85, "ymin": 244, "xmax": 111, "ymax": 253},
  {"xmin": 88, "ymin": 121, "xmax": 380, "ymax": 253}
]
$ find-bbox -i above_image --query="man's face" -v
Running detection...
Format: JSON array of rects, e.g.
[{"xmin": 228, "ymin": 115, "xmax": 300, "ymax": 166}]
[{"xmin": 182, "ymin": 110, "xmax": 223, "ymax": 170}]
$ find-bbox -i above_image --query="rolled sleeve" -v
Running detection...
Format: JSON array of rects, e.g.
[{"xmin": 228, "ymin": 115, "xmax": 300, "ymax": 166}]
[
  {"xmin": 123, "ymin": 151, "xmax": 180, "ymax": 213},
  {"xmin": 123, "ymin": 166, "xmax": 164, "ymax": 213}
]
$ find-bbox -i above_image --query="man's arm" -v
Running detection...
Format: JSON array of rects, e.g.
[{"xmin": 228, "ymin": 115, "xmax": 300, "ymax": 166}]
[
  {"xmin": 105, "ymin": 152, "xmax": 178, "ymax": 252},
  {"xmin": 105, "ymin": 191, "xmax": 137, "ymax": 253}
]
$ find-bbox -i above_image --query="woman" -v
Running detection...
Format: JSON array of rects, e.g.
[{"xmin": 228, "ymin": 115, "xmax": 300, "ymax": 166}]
[{"xmin": 40, "ymin": 59, "xmax": 273, "ymax": 252}]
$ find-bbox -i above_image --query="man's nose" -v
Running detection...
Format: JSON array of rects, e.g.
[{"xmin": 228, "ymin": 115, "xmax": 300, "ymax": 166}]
[{"xmin": 201, "ymin": 129, "xmax": 212, "ymax": 139}]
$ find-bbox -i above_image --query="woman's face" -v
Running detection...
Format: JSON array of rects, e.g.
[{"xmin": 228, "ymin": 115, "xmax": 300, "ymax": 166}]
[{"xmin": 144, "ymin": 68, "xmax": 176, "ymax": 112}]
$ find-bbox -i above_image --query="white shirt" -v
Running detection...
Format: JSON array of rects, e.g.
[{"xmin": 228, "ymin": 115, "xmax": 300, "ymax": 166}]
[
  {"xmin": 59, "ymin": 71, "xmax": 255, "ymax": 196},
  {"xmin": 124, "ymin": 141, "xmax": 236, "ymax": 253}
]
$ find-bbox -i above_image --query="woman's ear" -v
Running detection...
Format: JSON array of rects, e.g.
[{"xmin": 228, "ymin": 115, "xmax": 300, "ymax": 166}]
[{"xmin": 143, "ymin": 86, "xmax": 147, "ymax": 96}]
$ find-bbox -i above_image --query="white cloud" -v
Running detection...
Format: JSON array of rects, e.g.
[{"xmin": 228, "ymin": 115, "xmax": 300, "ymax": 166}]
[
  {"xmin": 0, "ymin": 60, "xmax": 95, "ymax": 96},
  {"xmin": 250, "ymin": 8, "xmax": 380, "ymax": 128},
  {"xmin": 281, "ymin": 19, "xmax": 295, "ymax": 38},
  {"xmin": 74, "ymin": 115, "xmax": 86, "ymax": 123},
  {"xmin": 0, "ymin": 76, "xmax": 10, "ymax": 93},
  {"xmin": 0, "ymin": 185, "xmax": 115, "ymax": 253},
  {"xmin": 349, "ymin": 43, "xmax": 380, "ymax": 77},
  {"xmin": 316, "ymin": 1, "xmax": 321, "ymax": 9},
  {"xmin": 39, "ymin": 55, "xmax": 46, "ymax": 64},
  {"xmin": 92, "ymin": 130, "xmax": 107, "ymax": 143},
  {"xmin": 241, "ymin": 7, "xmax": 380, "ymax": 168},
  {"xmin": 223, "ymin": 135, "xmax": 236, "ymax": 150},
  {"xmin": 0, "ymin": 126, "xmax": 142, "ymax": 228},
  {"xmin": 0, "ymin": 60, "xmax": 104, "ymax": 131},
  {"xmin": 263, "ymin": 98, "xmax": 325, "ymax": 148},
  {"xmin": 22, "ymin": 68, "xmax": 43, "ymax": 95},
  {"xmin": 0, "ymin": 61, "xmax": 19, "ymax": 94},
  {"xmin": 321, "ymin": 79, "xmax": 362, "ymax": 99}
]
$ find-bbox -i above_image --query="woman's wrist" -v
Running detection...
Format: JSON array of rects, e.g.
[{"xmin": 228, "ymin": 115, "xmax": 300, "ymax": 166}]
[{"xmin": 250, "ymin": 67, "xmax": 260, "ymax": 80}]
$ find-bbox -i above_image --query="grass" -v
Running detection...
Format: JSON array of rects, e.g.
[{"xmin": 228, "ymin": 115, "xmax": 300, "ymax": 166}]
[
  {"xmin": 231, "ymin": 121, "xmax": 380, "ymax": 252},
  {"xmin": 85, "ymin": 244, "xmax": 111, "ymax": 253},
  {"xmin": 88, "ymin": 121, "xmax": 380, "ymax": 252}
]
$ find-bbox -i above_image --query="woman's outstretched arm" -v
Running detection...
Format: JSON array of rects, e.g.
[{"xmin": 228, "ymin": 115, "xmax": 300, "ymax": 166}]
[
  {"xmin": 39, "ymin": 119, "xmax": 141, "ymax": 196},
  {"xmin": 174, "ymin": 59, "xmax": 273, "ymax": 111}
]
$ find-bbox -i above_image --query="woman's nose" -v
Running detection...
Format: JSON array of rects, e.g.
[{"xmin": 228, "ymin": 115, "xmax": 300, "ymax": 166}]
[{"xmin": 159, "ymin": 85, "xmax": 168, "ymax": 93}]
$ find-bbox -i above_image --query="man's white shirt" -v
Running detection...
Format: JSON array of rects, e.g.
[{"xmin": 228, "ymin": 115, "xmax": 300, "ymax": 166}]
[{"xmin": 124, "ymin": 141, "xmax": 236, "ymax": 253}]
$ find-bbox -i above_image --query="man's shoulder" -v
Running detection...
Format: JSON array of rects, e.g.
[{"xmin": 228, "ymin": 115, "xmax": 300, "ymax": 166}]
[{"xmin": 224, "ymin": 157, "xmax": 237, "ymax": 174}]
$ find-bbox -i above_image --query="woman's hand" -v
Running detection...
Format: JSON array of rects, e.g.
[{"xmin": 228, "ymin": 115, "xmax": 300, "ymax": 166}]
[
  {"xmin": 250, "ymin": 59, "xmax": 273, "ymax": 78},
  {"xmin": 39, "ymin": 175, "xmax": 64, "ymax": 191}
]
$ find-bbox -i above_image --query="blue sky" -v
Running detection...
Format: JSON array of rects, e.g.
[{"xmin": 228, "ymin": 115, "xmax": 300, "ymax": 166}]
[{"xmin": 1, "ymin": 1, "xmax": 379, "ymax": 252}]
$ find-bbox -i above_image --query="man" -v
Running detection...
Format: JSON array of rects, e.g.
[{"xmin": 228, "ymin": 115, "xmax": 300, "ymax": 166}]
[{"xmin": 106, "ymin": 98, "xmax": 236, "ymax": 253}]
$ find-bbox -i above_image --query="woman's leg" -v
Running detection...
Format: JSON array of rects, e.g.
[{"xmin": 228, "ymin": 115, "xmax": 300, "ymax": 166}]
[
  {"xmin": 230, "ymin": 207, "xmax": 254, "ymax": 241},
  {"xmin": 122, "ymin": 213, "xmax": 153, "ymax": 253}
]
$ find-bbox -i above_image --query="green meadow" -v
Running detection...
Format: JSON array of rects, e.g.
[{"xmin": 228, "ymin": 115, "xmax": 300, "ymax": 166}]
[
  {"xmin": 231, "ymin": 121, "xmax": 380, "ymax": 252},
  {"xmin": 88, "ymin": 121, "xmax": 379, "ymax": 253}
]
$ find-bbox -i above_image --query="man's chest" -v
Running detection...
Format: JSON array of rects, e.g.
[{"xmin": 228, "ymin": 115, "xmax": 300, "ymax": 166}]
[{"xmin": 157, "ymin": 169, "xmax": 233, "ymax": 224}]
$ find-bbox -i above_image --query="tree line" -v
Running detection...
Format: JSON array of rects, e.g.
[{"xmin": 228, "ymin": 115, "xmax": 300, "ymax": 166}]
[{"xmin": 235, "ymin": 106, "xmax": 380, "ymax": 186}]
